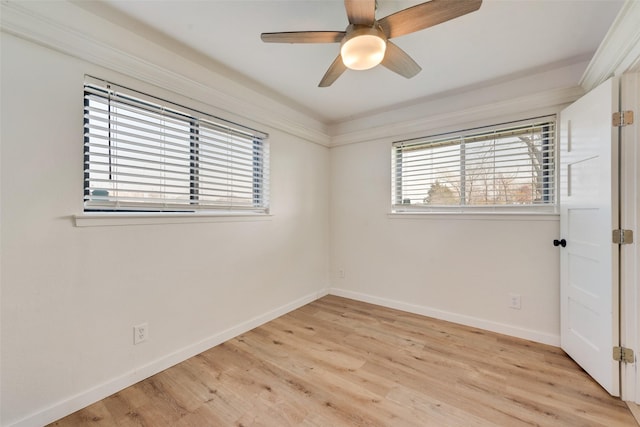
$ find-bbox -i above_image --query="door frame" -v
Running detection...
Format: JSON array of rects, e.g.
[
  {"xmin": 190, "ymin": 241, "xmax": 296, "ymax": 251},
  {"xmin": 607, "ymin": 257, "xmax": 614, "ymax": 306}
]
[{"xmin": 620, "ymin": 72, "xmax": 640, "ymax": 403}]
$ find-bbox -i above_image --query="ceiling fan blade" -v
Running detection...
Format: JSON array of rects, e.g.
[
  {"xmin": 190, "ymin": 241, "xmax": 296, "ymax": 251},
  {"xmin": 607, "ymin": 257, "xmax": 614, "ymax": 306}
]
[
  {"xmin": 261, "ymin": 31, "xmax": 346, "ymax": 44},
  {"xmin": 381, "ymin": 41, "xmax": 421, "ymax": 79},
  {"xmin": 344, "ymin": 0, "xmax": 376, "ymax": 25},
  {"xmin": 319, "ymin": 55, "xmax": 347, "ymax": 87},
  {"xmin": 379, "ymin": 0, "xmax": 482, "ymax": 39}
]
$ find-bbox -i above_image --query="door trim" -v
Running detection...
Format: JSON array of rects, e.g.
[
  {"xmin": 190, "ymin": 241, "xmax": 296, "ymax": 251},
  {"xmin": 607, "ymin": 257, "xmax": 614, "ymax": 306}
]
[{"xmin": 620, "ymin": 72, "xmax": 640, "ymax": 403}]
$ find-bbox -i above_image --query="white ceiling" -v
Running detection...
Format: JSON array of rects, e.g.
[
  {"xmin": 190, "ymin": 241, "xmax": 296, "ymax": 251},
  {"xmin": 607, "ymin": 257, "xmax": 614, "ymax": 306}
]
[{"xmin": 96, "ymin": 0, "xmax": 623, "ymax": 124}]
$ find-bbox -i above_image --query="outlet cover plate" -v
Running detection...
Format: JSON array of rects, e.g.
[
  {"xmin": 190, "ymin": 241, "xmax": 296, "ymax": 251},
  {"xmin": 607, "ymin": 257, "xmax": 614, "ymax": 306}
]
[
  {"xmin": 133, "ymin": 323, "xmax": 148, "ymax": 345},
  {"xmin": 508, "ymin": 293, "xmax": 521, "ymax": 310}
]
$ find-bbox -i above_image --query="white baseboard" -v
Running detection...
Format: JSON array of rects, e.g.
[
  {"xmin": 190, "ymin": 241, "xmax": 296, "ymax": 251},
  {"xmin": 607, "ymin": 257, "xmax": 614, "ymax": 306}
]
[
  {"xmin": 626, "ymin": 402, "xmax": 640, "ymax": 425},
  {"xmin": 328, "ymin": 288, "xmax": 561, "ymax": 347},
  {"xmin": 9, "ymin": 288, "xmax": 329, "ymax": 427}
]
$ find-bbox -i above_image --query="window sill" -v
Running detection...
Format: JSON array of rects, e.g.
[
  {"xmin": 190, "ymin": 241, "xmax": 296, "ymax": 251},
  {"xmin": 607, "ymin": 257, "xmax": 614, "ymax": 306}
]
[
  {"xmin": 74, "ymin": 212, "xmax": 273, "ymax": 227},
  {"xmin": 387, "ymin": 211, "xmax": 559, "ymax": 221}
]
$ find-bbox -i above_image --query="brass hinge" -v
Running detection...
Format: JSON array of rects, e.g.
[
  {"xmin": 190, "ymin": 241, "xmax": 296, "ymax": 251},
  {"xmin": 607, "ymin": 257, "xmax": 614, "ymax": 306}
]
[
  {"xmin": 613, "ymin": 346, "xmax": 635, "ymax": 363},
  {"xmin": 612, "ymin": 229, "xmax": 634, "ymax": 245},
  {"xmin": 612, "ymin": 111, "xmax": 634, "ymax": 127}
]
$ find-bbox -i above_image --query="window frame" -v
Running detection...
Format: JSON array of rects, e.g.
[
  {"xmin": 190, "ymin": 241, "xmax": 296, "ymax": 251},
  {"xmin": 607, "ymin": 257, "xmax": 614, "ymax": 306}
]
[
  {"xmin": 82, "ymin": 76, "xmax": 269, "ymax": 215},
  {"xmin": 391, "ymin": 116, "xmax": 558, "ymax": 214}
]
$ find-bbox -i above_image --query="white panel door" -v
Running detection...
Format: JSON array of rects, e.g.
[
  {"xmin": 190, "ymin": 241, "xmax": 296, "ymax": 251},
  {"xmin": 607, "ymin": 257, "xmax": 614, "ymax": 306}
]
[{"xmin": 559, "ymin": 77, "xmax": 619, "ymax": 396}]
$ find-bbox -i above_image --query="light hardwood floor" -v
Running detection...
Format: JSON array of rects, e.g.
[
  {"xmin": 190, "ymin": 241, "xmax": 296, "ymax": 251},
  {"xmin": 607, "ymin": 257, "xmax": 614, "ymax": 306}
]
[{"xmin": 50, "ymin": 296, "xmax": 637, "ymax": 426}]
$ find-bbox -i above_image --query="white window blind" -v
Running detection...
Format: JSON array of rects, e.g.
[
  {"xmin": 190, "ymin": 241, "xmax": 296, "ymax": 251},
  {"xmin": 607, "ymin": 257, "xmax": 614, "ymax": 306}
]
[
  {"xmin": 83, "ymin": 77, "xmax": 269, "ymax": 213},
  {"xmin": 392, "ymin": 117, "xmax": 556, "ymax": 212}
]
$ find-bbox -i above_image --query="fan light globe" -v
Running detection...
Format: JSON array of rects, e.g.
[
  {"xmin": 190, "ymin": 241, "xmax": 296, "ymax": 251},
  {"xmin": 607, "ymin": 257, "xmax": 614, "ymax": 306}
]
[{"xmin": 341, "ymin": 34, "xmax": 386, "ymax": 70}]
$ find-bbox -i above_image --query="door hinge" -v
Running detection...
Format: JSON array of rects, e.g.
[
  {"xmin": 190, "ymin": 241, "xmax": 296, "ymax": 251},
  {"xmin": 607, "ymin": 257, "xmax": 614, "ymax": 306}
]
[
  {"xmin": 612, "ymin": 111, "xmax": 634, "ymax": 127},
  {"xmin": 612, "ymin": 229, "xmax": 634, "ymax": 245},
  {"xmin": 613, "ymin": 346, "xmax": 635, "ymax": 363}
]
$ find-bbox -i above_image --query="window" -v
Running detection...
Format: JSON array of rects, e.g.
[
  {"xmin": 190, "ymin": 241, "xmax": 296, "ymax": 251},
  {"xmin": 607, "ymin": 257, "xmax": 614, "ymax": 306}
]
[
  {"xmin": 83, "ymin": 77, "xmax": 269, "ymax": 213},
  {"xmin": 392, "ymin": 117, "xmax": 556, "ymax": 212}
]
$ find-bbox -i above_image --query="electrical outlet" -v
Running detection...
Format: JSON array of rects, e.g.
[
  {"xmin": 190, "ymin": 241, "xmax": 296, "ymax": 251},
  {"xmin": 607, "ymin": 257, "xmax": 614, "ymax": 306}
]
[
  {"xmin": 133, "ymin": 323, "xmax": 148, "ymax": 345},
  {"xmin": 339, "ymin": 268, "xmax": 345, "ymax": 278},
  {"xmin": 508, "ymin": 293, "xmax": 521, "ymax": 310}
]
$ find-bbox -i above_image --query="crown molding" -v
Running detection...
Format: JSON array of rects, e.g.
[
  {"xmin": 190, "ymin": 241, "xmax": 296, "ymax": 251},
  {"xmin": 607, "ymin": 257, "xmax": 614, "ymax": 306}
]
[
  {"xmin": 0, "ymin": 0, "xmax": 331, "ymax": 147},
  {"xmin": 580, "ymin": 0, "xmax": 640, "ymax": 91},
  {"xmin": 329, "ymin": 86, "xmax": 585, "ymax": 147}
]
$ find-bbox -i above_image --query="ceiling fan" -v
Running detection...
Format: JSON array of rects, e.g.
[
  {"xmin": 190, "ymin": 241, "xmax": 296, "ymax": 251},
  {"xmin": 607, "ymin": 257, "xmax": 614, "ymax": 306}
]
[{"xmin": 261, "ymin": 0, "xmax": 482, "ymax": 87}]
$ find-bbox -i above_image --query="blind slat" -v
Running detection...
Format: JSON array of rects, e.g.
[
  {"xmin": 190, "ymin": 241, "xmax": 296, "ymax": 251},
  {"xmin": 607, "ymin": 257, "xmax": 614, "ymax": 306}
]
[
  {"xmin": 84, "ymin": 113, "xmax": 260, "ymax": 159},
  {"xmin": 85, "ymin": 141, "xmax": 257, "ymax": 175}
]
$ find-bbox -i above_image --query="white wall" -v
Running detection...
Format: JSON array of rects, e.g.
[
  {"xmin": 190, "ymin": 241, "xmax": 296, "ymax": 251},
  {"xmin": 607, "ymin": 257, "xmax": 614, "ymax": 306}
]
[
  {"xmin": 329, "ymin": 131, "xmax": 562, "ymax": 346},
  {"xmin": 0, "ymin": 33, "xmax": 330, "ymax": 426}
]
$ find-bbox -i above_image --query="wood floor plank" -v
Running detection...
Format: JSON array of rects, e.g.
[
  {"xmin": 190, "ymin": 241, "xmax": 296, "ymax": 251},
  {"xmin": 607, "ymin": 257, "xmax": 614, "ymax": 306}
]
[{"xmin": 50, "ymin": 295, "xmax": 637, "ymax": 426}]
